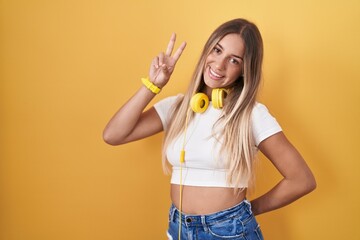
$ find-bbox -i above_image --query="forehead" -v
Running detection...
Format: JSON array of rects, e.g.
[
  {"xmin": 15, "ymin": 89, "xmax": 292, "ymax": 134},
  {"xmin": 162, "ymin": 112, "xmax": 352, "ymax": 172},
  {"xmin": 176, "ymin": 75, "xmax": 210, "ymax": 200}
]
[{"xmin": 217, "ymin": 34, "xmax": 245, "ymax": 56}]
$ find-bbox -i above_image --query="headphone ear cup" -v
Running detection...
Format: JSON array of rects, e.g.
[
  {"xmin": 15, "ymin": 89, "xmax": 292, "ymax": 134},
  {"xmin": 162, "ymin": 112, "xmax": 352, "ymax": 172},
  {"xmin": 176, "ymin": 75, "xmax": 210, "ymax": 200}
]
[
  {"xmin": 212, "ymin": 88, "xmax": 228, "ymax": 109},
  {"xmin": 190, "ymin": 93, "xmax": 209, "ymax": 113}
]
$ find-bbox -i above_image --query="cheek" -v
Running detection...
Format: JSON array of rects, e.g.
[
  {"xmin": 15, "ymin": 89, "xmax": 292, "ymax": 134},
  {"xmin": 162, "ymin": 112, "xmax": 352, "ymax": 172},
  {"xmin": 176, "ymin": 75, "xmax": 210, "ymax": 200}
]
[
  {"xmin": 205, "ymin": 54, "xmax": 216, "ymax": 64},
  {"xmin": 229, "ymin": 68, "xmax": 242, "ymax": 80},
  {"xmin": 203, "ymin": 56, "xmax": 213, "ymax": 72}
]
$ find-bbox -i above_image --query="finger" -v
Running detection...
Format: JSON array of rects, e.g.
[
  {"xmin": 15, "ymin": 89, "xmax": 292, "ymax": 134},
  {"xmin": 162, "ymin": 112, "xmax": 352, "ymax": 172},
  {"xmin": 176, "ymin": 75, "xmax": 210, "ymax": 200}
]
[
  {"xmin": 152, "ymin": 56, "xmax": 159, "ymax": 68},
  {"xmin": 161, "ymin": 63, "xmax": 169, "ymax": 75},
  {"xmin": 165, "ymin": 33, "xmax": 176, "ymax": 56},
  {"xmin": 159, "ymin": 52, "xmax": 164, "ymax": 66},
  {"xmin": 172, "ymin": 41, "xmax": 187, "ymax": 62}
]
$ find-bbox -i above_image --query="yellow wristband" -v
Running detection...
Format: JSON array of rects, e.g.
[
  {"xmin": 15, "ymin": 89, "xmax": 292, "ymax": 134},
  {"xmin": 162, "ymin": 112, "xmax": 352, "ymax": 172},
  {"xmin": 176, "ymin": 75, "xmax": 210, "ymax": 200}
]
[{"xmin": 141, "ymin": 77, "xmax": 161, "ymax": 94}]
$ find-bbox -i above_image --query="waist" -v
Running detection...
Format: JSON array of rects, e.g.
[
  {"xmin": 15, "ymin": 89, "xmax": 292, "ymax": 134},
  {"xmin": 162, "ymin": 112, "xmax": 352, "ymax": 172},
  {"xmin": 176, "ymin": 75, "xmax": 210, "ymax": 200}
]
[
  {"xmin": 171, "ymin": 167, "xmax": 248, "ymax": 188},
  {"xmin": 171, "ymin": 184, "xmax": 247, "ymax": 215},
  {"xmin": 168, "ymin": 198, "xmax": 253, "ymax": 226}
]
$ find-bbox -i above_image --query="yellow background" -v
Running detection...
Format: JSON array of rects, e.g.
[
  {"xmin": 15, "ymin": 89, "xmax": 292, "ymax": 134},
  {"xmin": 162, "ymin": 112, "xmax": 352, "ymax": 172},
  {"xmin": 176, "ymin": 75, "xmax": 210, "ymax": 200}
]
[{"xmin": 1, "ymin": 0, "xmax": 359, "ymax": 239}]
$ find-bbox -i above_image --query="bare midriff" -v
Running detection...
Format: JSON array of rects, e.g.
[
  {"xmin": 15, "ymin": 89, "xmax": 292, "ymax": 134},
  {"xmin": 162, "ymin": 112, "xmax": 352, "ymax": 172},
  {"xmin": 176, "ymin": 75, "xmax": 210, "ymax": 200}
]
[{"xmin": 171, "ymin": 184, "xmax": 247, "ymax": 215}]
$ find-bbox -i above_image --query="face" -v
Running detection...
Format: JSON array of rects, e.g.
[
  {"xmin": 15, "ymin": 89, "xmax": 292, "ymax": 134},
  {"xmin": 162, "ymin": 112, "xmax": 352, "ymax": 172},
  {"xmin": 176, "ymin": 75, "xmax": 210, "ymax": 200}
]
[{"xmin": 203, "ymin": 33, "xmax": 245, "ymax": 95}]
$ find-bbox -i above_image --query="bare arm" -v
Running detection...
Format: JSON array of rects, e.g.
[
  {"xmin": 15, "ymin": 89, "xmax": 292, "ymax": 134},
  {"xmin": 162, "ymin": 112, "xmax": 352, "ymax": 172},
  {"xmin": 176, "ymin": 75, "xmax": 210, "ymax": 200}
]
[
  {"xmin": 103, "ymin": 33, "xmax": 186, "ymax": 145},
  {"xmin": 250, "ymin": 132, "xmax": 316, "ymax": 215},
  {"xmin": 103, "ymin": 87, "xmax": 163, "ymax": 145}
]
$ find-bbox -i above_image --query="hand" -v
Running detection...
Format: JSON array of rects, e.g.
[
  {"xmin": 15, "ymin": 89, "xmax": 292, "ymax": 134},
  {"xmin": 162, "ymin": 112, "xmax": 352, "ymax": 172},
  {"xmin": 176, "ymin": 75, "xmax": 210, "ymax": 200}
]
[{"xmin": 149, "ymin": 33, "xmax": 186, "ymax": 88}]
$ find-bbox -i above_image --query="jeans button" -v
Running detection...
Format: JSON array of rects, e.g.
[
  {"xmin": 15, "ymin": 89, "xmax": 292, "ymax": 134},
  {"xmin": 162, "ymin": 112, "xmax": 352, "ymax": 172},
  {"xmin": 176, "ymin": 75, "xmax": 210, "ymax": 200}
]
[{"xmin": 186, "ymin": 217, "xmax": 192, "ymax": 223}]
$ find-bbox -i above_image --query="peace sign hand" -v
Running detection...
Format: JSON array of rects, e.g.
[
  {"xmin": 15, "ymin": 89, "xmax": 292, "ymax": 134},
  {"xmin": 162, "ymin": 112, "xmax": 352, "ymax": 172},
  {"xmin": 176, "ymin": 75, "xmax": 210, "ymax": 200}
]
[{"xmin": 149, "ymin": 33, "xmax": 186, "ymax": 88}]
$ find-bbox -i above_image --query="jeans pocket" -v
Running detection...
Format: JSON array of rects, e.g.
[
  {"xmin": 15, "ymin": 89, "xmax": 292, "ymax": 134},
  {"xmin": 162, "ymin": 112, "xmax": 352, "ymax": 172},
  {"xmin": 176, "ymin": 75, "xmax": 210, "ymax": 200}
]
[{"xmin": 208, "ymin": 216, "xmax": 246, "ymax": 239}]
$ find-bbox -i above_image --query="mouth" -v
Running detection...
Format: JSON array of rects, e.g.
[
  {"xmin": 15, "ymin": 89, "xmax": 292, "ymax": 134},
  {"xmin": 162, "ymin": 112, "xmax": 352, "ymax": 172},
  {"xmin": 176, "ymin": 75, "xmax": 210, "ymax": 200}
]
[{"xmin": 208, "ymin": 66, "xmax": 224, "ymax": 80}]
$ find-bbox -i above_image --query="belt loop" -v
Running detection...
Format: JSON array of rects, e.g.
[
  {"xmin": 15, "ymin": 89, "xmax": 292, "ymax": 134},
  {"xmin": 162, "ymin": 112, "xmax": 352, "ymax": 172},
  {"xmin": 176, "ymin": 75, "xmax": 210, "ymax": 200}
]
[
  {"xmin": 170, "ymin": 205, "xmax": 176, "ymax": 222},
  {"xmin": 201, "ymin": 216, "xmax": 208, "ymax": 232},
  {"xmin": 244, "ymin": 199, "xmax": 253, "ymax": 215}
]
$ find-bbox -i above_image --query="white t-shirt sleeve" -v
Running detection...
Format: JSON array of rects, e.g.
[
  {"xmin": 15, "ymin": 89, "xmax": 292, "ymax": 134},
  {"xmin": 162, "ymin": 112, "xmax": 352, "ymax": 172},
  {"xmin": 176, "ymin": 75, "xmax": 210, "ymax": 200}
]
[
  {"xmin": 251, "ymin": 103, "xmax": 282, "ymax": 146},
  {"xmin": 153, "ymin": 94, "xmax": 183, "ymax": 131}
]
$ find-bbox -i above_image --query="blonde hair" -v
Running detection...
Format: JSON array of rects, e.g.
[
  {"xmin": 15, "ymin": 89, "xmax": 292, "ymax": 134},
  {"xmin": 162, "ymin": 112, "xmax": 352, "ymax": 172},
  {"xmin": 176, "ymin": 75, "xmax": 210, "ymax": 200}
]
[{"xmin": 162, "ymin": 18, "xmax": 263, "ymax": 190}]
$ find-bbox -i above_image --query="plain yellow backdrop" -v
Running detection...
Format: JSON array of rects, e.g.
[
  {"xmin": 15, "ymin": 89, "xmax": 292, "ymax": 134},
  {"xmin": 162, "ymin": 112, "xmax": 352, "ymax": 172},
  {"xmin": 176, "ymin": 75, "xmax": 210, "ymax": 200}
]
[{"xmin": 1, "ymin": 0, "xmax": 359, "ymax": 239}]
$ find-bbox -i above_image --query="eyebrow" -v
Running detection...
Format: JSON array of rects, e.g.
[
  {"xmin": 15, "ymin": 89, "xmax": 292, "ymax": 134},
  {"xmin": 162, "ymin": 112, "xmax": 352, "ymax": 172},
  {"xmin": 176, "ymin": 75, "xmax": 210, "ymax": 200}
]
[{"xmin": 216, "ymin": 43, "xmax": 244, "ymax": 61}]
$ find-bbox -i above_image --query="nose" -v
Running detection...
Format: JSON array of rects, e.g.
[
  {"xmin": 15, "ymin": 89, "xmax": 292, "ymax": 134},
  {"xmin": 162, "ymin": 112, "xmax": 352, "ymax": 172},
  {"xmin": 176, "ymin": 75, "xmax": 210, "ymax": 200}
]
[{"xmin": 214, "ymin": 56, "xmax": 226, "ymax": 70}]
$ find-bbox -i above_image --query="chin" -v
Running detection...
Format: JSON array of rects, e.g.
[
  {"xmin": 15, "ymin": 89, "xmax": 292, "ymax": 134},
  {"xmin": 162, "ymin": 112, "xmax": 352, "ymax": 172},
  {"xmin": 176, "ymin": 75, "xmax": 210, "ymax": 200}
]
[
  {"xmin": 203, "ymin": 75, "xmax": 217, "ymax": 89},
  {"xmin": 203, "ymin": 78, "xmax": 219, "ymax": 89}
]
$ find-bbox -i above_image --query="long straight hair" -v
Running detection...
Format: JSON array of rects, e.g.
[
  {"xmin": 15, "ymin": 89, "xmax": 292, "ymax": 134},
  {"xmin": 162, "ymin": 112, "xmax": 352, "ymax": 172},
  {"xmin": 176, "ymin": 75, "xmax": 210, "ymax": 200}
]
[{"xmin": 162, "ymin": 18, "xmax": 264, "ymax": 190}]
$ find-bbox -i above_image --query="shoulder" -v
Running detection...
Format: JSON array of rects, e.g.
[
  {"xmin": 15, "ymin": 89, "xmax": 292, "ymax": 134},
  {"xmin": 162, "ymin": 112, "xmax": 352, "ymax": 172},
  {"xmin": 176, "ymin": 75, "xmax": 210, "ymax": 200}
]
[
  {"xmin": 251, "ymin": 102, "xmax": 279, "ymax": 122},
  {"xmin": 251, "ymin": 102, "xmax": 282, "ymax": 146},
  {"xmin": 153, "ymin": 94, "xmax": 184, "ymax": 130},
  {"xmin": 154, "ymin": 94, "xmax": 184, "ymax": 110},
  {"xmin": 252, "ymin": 102, "xmax": 270, "ymax": 116}
]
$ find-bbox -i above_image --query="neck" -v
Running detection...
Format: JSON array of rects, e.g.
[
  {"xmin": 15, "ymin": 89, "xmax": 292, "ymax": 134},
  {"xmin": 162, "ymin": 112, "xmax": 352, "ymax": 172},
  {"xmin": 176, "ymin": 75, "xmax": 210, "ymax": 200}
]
[{"xmin": 203, "ymin": 86, "xmax": 213, "ymax": 100}]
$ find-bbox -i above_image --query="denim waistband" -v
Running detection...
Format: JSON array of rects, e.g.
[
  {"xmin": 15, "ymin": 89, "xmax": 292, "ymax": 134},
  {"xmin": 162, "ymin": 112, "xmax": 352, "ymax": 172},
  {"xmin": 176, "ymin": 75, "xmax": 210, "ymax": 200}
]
[{"xmin": 169, "ymin": 199, "xmax": 253, "ymax": 228}]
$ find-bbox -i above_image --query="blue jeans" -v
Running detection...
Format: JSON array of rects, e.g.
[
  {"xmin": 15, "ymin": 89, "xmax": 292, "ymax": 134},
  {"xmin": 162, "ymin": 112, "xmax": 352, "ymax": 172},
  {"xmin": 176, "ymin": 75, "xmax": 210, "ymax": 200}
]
[{"xmin": 167, "ymin": 199, "xmax": 264, "ymax": 240}]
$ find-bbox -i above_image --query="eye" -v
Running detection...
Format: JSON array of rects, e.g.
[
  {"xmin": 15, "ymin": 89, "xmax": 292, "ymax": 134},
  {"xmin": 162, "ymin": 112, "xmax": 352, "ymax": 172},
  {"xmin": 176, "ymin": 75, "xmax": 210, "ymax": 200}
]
[
  {"xmin": 213, "ymin": 47, "xmax": 221, "ymax": 54},
  {"xmin": 229, "ymin": 58, "xmax": 240, "ymax": 65}
]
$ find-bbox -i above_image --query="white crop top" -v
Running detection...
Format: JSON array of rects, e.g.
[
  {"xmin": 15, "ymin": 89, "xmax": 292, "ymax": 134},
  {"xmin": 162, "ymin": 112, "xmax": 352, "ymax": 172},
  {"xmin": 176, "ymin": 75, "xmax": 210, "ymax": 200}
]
[{"xmin": 154, "ymin": 94, "xmax": 282, "ymax": 188}]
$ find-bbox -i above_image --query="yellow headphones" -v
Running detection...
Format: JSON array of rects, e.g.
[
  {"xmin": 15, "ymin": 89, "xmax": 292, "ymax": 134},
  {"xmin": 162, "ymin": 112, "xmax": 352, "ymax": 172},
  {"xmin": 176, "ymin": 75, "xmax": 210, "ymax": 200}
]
[{"xmin": 190, "ymin": 88, "xmax": 228, "ymax": 113}]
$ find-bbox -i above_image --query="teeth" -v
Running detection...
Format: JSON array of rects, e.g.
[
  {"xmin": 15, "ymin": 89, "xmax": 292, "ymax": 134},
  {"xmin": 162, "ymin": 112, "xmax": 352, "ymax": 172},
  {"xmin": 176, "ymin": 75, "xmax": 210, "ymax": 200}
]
[{"xmin": 209, "ymin": 68, "xmax": 223, "ymax": 78}]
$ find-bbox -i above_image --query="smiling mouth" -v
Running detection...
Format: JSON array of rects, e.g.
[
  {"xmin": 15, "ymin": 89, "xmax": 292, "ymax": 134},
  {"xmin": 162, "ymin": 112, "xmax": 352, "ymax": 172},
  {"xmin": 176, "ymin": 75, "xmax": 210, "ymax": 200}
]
[{"xmin": 208, "ymin": 67, "xmax": 224, "ymax": 80}]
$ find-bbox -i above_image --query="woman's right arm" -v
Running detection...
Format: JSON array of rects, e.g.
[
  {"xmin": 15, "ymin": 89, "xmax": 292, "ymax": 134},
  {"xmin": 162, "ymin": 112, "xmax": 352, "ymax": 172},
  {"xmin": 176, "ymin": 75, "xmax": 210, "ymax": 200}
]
[
  {"xmin": 102, "ymin": 86, "xmax": 162, "ymax": 145},
  {"xmin": 103, "ymin": 33, "xmax": 186, "ymax": 145}
]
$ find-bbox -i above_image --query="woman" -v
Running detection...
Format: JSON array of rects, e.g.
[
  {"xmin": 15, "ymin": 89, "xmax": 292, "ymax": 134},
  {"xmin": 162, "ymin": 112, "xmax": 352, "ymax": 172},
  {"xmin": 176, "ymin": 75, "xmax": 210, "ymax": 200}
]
[{"xmin": 103, "ymin": 18, "xmax": 316, "ymax": 240}]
